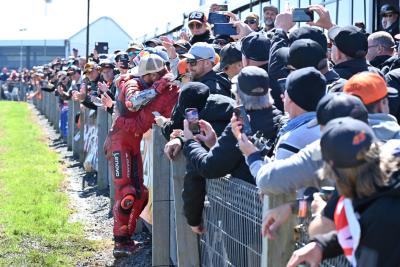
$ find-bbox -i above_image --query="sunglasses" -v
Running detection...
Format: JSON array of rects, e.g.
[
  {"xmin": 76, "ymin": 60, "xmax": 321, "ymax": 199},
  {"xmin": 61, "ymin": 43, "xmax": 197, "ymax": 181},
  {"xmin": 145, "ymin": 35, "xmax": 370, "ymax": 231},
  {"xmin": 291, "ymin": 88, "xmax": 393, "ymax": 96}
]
[
  {"xmin": 244, "ymin": 19, "xmax": 257, "ymax": 24},
  {"xmin": 189, "ymin": 22, "xmax": 203, "ymax": 30},
  {"xmin": 187, "ymin": 58, "xmax": 210, "ymax": 66}
]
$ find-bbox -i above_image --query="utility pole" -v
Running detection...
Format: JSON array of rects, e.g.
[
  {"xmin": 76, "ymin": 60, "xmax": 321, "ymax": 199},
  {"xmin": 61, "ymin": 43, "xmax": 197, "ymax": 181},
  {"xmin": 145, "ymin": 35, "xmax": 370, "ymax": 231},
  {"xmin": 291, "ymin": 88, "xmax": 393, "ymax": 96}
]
[
  {"xmin": 86, "ymin": 0, "xmax": 90, "ymax": 60},
  {"xmin": 19, "ymin": 28, "xmax": 27, "ymax": 71}
]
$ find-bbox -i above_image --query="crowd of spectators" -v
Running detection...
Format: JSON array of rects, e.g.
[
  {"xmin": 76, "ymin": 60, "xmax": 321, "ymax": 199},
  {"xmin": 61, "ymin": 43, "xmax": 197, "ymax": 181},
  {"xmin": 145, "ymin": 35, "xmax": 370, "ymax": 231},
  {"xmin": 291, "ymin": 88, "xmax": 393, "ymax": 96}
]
[{"xmin": 3, "ymin": 2, "xmax": 400, "ymax": 266}]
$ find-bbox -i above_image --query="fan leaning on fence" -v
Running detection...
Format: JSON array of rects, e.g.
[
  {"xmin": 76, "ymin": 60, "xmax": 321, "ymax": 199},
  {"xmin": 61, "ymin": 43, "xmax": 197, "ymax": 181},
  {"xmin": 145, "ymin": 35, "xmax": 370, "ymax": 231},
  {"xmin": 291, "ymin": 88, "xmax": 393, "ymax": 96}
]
[{"xmin": 103, "ymin": 54, "xmax": 178, "ymax": 258}]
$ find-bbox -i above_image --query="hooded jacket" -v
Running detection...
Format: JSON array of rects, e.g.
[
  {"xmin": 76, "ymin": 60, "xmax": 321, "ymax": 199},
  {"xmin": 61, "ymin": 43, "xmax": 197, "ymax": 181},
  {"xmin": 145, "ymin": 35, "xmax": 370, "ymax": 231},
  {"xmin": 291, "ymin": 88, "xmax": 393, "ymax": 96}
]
[{"xmin": 368, "ymin": 113, "xmax": 400, "ymax": 142}]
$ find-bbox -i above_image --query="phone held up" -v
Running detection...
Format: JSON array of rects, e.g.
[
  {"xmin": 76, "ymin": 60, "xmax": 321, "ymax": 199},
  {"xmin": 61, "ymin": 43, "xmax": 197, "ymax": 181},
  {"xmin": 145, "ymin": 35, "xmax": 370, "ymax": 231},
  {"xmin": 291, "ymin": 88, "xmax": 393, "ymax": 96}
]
[
  {"xmin": 208, "ymin": 12, "xmax": 230, "ymax": 24},
  {"xmin": 213, "ymin": 23, "xmax": 237, "ymax": 36},
  {"xmin": 233, "ymin": 105, "xmax": 253, "ymax": 136},
  {"xmin": 185, "ymin": 108, "xmax": 201, "ymax": 135},
  {"xmin": 292, "ymin": 8, "xmax": 314, "ymax": 22}
]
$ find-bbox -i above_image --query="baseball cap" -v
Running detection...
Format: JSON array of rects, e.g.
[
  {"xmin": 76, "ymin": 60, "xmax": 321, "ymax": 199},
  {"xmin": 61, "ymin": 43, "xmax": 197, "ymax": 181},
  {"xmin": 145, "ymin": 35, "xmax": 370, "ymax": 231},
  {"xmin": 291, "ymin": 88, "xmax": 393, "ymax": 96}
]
[
  {"xmin": 380, "ymin": 4, "xmax": 399, "ymax": 15},
  {"xmin": 126, "ymin": 41, "xmax": 144, "ymax": 52},
  {"xmin": 279, "ymin": 39, "xmax": 327, "ymax": 70},
  {"xmin": 234, "ymin": 66, "xmax": 269, "ymax": 96},
  {"xmin": 99, "ymin": 59, "xmax": 115, "ymax": 69},
  {"xmin": 173, "ymin": 40, "xmax": 191, "ymax": 54},
  {"xmin": 241, "ymin": 32, "xmax": 271, "ymax": 62},
  {"xmin": 263, "ymin": 5, "xmax": 278, "ymax": 14},
  {"xmin": 219, "ymin": 43, "xmax": 242, "ymax": 70},
  {"xmin": 115, "ymin": 52, "xmax": 129, "ymax": 63},
  {"xmin": 343, "ymin": 72, "xmax": 387, "ymax": 105},
  {"xmin": 316, "ymin": 92, "xmax": 368, "ymax": 125},
  {"xmin": 178, "ymin": 82, "xmax": 210, "ymax": 114},
  {"xmin": 144, "ymin": 38, "xmax": 162, "ymax": 47},
  {"xmin": 83, "ymin": 62, "xmax": 98, "ymax": 74},
  {"xmin": 321, "ymin": 117, "xmax": 375, "ymax": 168},
  {"xmin": 130, "ymin": 54, "xmax": 165, "ymax": 77},
  {"xmin": 328, "ymin": 25, "xmax": 368, "ymax": 58},
  {"xmin": 188, "ymin": 11, "xmax": 207, "ymax": 24},
  {"xmin": 182, "ymin": 42, "xmax": 216, "ymax": 62},
  {"xmin": 245, "ymin": 13, "xmax": 259, "ymax": 23},
  {"xmin": 286, "ymin": 67, "xmax": 326, "ymax": 111},
  {"xmin": 289, "ymin": 27, "xmax": 328, "ymax": 53}
]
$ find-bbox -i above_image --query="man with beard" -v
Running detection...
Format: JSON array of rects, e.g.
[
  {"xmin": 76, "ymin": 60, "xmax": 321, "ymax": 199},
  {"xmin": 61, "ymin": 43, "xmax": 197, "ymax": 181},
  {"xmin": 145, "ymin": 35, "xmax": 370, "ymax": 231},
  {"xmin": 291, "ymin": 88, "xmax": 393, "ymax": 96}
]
[
  {"xmin": 263, "ymin": 5, "xmax": 278, "ymax": 33},
  {"xmin": 380, "ymin": 4, "xmax": 399, "ymax": 37}
]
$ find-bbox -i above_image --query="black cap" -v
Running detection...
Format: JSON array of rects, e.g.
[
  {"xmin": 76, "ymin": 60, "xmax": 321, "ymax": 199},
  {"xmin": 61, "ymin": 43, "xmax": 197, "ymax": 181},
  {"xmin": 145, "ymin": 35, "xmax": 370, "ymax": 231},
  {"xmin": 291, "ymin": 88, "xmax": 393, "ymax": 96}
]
[
  {"xmin": 289, "ymin": 27, "xmax": 328, "ymax": 53},
  {"xmin": 380, "ymin": 4, "xmax": 399, "ymax": 15},
  {"xmin": 316, "ymin": 92, "xmax": 368, "ymax": 125},
  {"xmin": 115, "ymin": 52, "xmax": 129, "ymax": 63},
  {"xmin": 144, "ymin": 38, "xmax": 162, "ymax": 47},
  {"xmin": 235, "ymin": 66, "xmax": 269, "ymax": 96},
  {"xmin": 188, "ymin": 11, "xmax": 207, "ymax": 24},
  {"xmin": 286, "ymin": 67, "xmax": 326, "ymax": 111},
  {"xmin": 178, "ymin": 82, "xmax": 210, "ymax": 114},
  {"xmin": 241, "ymin": 32, "xmax": 271, "ymax": 62},
  {"xmin": 280, "ymin": 39, "xmax": 327, "ymax": 70},
  {"xmin": 321, "ymin": 117, "xmax": 375, "ymax": 168},
  {"xmin": 173, "ymin": 40, "xmax": 191, "ymax": 54},
  {"xmin": 219, "ymin": 43, "xmax": 242, "ymax": 69},
  {"xmin": 328, "ymin": 25, "xmax": 368, "ymax": 58}
]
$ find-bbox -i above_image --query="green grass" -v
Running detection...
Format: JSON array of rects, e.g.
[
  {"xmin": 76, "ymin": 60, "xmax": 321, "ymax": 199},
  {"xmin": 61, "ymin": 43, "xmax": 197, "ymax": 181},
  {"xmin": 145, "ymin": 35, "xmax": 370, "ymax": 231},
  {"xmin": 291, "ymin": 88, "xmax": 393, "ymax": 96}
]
[{"xmin": 0, "ymin": 102, "xmax": 94, "ymax": 266}]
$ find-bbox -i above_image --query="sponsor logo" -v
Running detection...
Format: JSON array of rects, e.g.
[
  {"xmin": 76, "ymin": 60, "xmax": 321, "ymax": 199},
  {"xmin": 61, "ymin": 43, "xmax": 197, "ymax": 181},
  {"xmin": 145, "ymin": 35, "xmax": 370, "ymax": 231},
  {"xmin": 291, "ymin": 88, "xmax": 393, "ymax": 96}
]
[{"xmin": 113, "ymin": 152, "xmax": 122, "ymax": 178}]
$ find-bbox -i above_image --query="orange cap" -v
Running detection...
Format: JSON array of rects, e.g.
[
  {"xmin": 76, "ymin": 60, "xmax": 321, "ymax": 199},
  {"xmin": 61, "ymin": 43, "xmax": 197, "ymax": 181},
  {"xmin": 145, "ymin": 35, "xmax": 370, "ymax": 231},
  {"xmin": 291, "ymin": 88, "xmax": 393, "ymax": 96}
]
[
  {"xmin": 343, "ymin": 72, "xmax": 387, "ymax": 105},
  {"xmin": 177, "ymin": 59, "xmax": 188, "ymax": 76},
  {"xmin": 214, "ymin": 53, "xmax": 220, "ymax": 65}
]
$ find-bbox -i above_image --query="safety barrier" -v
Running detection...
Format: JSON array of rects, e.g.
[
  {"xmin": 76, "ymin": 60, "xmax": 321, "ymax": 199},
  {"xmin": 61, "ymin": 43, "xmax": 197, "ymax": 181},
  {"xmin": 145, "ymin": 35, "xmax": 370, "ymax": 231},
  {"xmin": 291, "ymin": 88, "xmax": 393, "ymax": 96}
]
[{"xmin": 30, "ymin": 93, "xmax": 348, "ymax": 267}]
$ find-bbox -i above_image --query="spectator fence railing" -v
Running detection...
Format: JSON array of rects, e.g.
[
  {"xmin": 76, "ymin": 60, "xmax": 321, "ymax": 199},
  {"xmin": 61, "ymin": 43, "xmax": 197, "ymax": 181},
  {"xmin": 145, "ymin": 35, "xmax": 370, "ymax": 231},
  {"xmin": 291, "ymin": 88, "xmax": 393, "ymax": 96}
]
[{"xmin": 31, "ymin": 94, "xmax": 349, "ymax": 267}]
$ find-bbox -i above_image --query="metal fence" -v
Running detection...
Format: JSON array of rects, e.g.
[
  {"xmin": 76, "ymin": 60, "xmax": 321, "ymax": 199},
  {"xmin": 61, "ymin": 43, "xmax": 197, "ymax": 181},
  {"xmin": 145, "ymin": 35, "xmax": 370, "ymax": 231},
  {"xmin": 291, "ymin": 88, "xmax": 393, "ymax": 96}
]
[
  {"xmin": 27, "ymin": 93, "xmax": 351, "ymax": 267},
  {"xmin": 201, "ymin": 177, "xmax": 262, "ymax": 267}
]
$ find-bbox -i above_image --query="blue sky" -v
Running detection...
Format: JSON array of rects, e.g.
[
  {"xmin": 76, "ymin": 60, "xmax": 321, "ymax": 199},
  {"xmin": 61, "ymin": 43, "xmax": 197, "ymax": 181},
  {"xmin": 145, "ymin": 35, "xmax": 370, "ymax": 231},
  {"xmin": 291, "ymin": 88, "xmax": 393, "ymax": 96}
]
[{"xmin": 0, "ymin": 0, "xmax": 203, "ymax": 40}]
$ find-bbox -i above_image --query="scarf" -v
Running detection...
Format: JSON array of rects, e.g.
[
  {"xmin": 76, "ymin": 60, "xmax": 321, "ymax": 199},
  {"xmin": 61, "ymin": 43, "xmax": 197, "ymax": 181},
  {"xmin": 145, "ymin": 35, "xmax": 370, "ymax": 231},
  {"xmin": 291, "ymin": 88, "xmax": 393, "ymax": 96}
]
[{"xmin": 334, "ymin": 196, "xmax": 361, "ymax": 267}]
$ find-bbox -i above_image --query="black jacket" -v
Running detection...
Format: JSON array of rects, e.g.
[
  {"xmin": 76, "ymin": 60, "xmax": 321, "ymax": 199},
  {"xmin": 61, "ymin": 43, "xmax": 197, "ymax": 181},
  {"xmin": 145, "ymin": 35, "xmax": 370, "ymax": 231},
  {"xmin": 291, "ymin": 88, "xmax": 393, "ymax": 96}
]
[
  {"xmin": 315, "ymin": 180, "xmax": 400, "ymax": 267},
  {"xmin": 333, "ymin": 59, "xmax": 382, "ymax": 80},
  {"xmin": 189, "ymin": 30, "xmax": 214, "ymax": 45},
  {"xmin": 162, "ymin": 93, "xmax": 234, "ymax": 140},
  {"xmin": 380, "ymin": 54, "xmax": 400, "ymax": 74},
  {"xmin": 384, "ymin": 19, "xmax": 400, "ymax": 38},
  {"xmin": 178, "ymin": 94, "xmax": 235, "ymax": 226},
  {"xmin": 197, "ymin": 70, "xmax": 233, "ymax": 98},
  {"xmin": 183, "ymin": 107, "xmax": 282, "ymax": 184},
  {"xmin": 370, "ymin": 55, "xmax": 392, "ymax": 71}
]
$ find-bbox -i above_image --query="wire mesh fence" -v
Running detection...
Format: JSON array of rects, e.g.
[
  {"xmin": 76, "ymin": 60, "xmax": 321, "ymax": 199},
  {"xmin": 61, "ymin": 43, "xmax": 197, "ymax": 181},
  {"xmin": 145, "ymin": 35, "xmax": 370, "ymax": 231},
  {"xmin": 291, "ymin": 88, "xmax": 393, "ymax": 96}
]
[{"xmin": 200, "ymin": 176, "xmax": 262, "ymax": 267}]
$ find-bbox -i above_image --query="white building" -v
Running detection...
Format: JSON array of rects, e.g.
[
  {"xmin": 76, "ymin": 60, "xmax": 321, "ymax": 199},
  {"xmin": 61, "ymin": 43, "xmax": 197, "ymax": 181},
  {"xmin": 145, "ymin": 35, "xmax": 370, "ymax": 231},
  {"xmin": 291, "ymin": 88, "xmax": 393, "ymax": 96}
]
[{"xmin": 0, "ymin": 16, "xmax": 132, "ymax": 69}]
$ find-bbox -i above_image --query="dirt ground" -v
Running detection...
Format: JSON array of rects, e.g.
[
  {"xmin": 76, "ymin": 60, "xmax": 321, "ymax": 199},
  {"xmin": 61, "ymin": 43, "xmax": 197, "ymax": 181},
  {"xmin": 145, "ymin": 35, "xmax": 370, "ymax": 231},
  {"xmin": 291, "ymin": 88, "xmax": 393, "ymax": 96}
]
[{"xmin": 30, "ymin": 105, "xmax": 152, "ymax": 267}]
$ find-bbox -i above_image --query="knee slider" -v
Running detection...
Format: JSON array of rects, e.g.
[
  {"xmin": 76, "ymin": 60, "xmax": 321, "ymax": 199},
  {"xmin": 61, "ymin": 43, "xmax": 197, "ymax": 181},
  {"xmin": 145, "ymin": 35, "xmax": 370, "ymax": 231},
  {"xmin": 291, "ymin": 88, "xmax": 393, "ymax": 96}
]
[{"xmin": 120, "ymin": 194, "xmax": 135, "ymax": 211}]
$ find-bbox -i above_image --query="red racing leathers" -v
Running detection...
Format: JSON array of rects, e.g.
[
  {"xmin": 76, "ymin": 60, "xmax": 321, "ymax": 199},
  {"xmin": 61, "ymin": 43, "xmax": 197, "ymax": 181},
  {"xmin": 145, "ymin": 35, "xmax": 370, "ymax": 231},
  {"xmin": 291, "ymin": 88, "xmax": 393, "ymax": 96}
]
[{"xmin": 105, "ymin": 74, "xmax": 178, "ymax": 243}]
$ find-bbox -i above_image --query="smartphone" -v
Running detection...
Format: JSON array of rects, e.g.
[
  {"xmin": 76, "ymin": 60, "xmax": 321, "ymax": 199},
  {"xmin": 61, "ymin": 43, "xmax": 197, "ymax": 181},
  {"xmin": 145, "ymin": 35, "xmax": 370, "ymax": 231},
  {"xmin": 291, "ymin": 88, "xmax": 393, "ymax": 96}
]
[
  {"xmin": 152, "ymin": 111, "xmax": 161, "ymax": 117},
  {"xmin": 292, "ymin": 8, "xmax": 314, "ymax": 22},
  {"xmin": 217, "ymin": 4, "xmax": 228, "ymax": 11},
  {"xmin": 213, "ymin": 23, "xmax": 237, "ymax": 36},
  {"xmin": 185, "ymin": 108, "xmax": 200, "ymax": 135},
  {"xmin": 208, "ymin": 12, "xmax": 230, "ymax": 24},
  {"xmin": 233, "ymin": 105, "xmax": 252, "ymax": 136},
  {"xmin": 95, "ymin": 42, "xmax": 109, "ymax": 54}
]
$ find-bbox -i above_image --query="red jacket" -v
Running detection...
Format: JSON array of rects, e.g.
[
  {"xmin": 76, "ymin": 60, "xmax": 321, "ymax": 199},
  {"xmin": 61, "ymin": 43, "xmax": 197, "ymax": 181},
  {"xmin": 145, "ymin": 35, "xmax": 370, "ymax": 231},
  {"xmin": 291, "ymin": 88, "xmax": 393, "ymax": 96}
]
[{"xmin": 114, "ymin": 74, "xmax": 179, "ymax": 136}]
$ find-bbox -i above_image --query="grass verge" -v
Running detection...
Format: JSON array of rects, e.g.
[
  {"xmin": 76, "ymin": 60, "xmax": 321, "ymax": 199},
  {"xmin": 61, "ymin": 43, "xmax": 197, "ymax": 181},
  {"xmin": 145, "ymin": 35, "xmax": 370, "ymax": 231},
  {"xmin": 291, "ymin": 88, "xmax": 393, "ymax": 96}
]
[{"xmin": 0, "ymin": 102, "xmax": 94, "ymax": 266}]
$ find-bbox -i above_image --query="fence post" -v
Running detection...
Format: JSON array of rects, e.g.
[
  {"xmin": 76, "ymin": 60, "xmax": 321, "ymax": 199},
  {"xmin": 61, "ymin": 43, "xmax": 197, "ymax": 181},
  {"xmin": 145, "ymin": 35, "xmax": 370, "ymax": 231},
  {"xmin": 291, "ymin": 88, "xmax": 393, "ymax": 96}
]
[
  {"xmin": 72, "ymin": 101, "xmax": 81, "ymax": 159},
  {"xmin": 46, "ymin": 93, "xmax": 50, "ymax": 119},
  {"xmin": 67, "ymin": 100, "xmax": 73, "ymax": 150},
  {"xmin": 78, "ymin": 107, "xmax": 86, "ymax": 163},
  {"xmin": 96, "ymin": 109, "xmax": 109, "ymax": 191},
  {"xmin": 262, "ymin": 194, "xmax": 295, "ymax": 267},
  {"xmin": 55, "ymin": 96, "xmax": 60, "ymax": 133},
  {"xmin": 151, "ymin": 126, "xmax": 172, "ymax": 266},
  {"xmin": 171, "ymin": 153, "xmax": 200, "ymax": 267}
]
